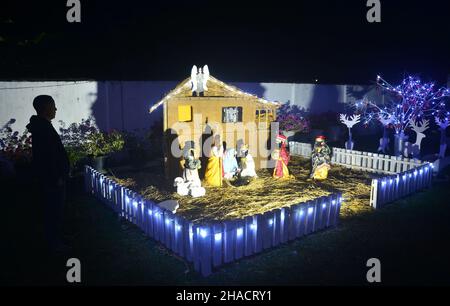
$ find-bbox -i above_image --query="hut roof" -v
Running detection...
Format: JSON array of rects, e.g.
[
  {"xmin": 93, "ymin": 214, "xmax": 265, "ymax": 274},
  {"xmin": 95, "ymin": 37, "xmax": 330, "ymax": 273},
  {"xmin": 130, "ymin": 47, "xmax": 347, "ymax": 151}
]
[{"xmin": 149, "ymin": 75, "xmax": 279, "ymax": 113}]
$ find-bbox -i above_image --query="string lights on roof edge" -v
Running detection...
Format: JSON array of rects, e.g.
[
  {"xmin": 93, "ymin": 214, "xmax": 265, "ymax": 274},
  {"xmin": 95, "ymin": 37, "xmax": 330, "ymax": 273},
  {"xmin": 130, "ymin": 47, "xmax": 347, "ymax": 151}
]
[{"xmin": 149, "ymin": 67, "xmax": 279, "ymax": 114}]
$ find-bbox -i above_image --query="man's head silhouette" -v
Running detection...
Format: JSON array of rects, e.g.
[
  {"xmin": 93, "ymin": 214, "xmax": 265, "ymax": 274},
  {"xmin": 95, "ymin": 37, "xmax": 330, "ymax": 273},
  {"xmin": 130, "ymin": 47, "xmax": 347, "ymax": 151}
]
[{"xmin": 33, "ymin": 95, "xmax": 57, "ymax": 121}]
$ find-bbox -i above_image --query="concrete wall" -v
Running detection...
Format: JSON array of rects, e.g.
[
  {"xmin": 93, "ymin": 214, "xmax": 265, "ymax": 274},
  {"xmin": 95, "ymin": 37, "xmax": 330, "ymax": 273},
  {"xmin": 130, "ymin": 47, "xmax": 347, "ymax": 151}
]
[
  {"xmin": 0, "ymin": 81, "xmax": 98, "ymax": 133},
  {"xmin": 231, "ymin": 82, "xmax": 349, "ymax": 113},
  {"xmin": 1, "ymin": 80, "xmax": 367, "ymax": 134},
  {"xmin": 0, "ymin": 80, "xmax": 175, "ymax": 133}
]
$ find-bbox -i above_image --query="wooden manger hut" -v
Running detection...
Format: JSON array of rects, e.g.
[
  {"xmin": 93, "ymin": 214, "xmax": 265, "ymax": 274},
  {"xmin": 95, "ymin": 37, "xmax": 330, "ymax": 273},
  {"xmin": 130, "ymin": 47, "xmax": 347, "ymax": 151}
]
[{"xmin": 149, "ymin": 66, "xmax": 280, "ymax": 180}]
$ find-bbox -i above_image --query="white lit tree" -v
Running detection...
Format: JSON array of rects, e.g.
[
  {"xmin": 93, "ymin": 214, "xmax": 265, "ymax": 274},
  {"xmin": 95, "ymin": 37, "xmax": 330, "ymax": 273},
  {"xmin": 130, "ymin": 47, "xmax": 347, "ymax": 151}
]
[{"xmin": 354, "ymin": 75, "xmax": 450, "ymax": 156}]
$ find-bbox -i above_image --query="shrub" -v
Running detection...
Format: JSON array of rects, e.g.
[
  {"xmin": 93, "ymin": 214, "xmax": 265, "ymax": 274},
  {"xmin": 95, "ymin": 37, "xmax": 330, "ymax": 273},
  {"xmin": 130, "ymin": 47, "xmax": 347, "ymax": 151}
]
[
  {"xmin": 59, "ymin": 117, "xmax": 124, "ymax": 162},
  {"xmin": 276, "ymin": 103, "xmax": 310, "ymax": 132},
  {"xmin": 0, "ymin": 119, "xmax": 32, "ymax": 166},
  {"xmin": 83, "ymin": 129, "xmax": 125, "ymax": 158}
]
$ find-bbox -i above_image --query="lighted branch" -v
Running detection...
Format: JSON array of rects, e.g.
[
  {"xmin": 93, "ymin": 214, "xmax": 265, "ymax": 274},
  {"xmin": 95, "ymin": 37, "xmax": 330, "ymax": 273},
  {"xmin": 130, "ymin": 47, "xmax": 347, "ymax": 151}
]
[
  {"xmin": 354, "ymin": 75, "xmax": 450, "ymax": 156},
  {"xmin": 358, "ymin": 75, "xmax": 450, "ymax": 134}
]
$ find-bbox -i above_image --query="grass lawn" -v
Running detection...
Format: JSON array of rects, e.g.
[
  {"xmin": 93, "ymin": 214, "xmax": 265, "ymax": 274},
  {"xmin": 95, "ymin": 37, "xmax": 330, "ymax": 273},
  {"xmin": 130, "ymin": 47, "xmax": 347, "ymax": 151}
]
[{"xmin": 1, "ymin": 166, "xmax": 450, "ymax": 286}]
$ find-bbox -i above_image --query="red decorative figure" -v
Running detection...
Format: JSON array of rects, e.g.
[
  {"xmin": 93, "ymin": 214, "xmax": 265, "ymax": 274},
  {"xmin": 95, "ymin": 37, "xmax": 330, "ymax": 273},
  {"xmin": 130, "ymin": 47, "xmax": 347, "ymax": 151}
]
[{"xmin": 272, "ymin": 134, "xmax": 290, "ymax": 179}]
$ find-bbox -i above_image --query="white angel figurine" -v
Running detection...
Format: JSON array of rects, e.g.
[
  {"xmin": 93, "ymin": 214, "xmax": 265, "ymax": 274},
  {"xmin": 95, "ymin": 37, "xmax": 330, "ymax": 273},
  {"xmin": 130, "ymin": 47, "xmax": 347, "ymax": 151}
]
[{"xmin": 190, "ymin": 65, "xmax": 209, "ymax": 96}]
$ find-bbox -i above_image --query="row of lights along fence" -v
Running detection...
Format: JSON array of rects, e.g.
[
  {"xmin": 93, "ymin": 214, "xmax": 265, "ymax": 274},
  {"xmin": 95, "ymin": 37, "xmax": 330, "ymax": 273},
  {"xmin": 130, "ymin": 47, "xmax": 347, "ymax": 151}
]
[{"xmin": 84, "ymin": 166, "xmax": 342, "ymax": 276}]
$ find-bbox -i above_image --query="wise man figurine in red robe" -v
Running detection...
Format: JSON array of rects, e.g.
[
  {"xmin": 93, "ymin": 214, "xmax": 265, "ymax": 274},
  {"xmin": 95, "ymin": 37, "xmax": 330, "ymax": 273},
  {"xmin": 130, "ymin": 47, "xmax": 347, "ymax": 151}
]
[{"xmin": 272, "ymin": 134, "xmax": 291, "ymax": 179}]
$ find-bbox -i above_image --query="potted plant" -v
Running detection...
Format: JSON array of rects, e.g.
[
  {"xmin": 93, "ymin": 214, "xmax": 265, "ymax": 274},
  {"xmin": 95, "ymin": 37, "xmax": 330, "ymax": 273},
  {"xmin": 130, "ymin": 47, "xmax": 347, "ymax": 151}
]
[
  {"xmin": 59, "ymin": 117, "xmax": 125, "ymax": 172},
  {"xmin": 83, "ymin": 129, "xmax": 125, "ymax": 171},
  {"xmin": 59, "ymin": 118, "xmax": 95, "ymax": 174},
  {"xmin": 65, "ymin": 146, "xmax": 88, "ymax": 173}
]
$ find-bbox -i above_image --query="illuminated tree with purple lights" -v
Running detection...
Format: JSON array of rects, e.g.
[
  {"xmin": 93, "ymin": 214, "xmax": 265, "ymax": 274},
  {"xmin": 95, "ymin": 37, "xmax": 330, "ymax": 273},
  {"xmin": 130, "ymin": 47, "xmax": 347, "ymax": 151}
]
[{"xmin": 354, "ymin": 75, "xmax": 450, "ymax": 156}]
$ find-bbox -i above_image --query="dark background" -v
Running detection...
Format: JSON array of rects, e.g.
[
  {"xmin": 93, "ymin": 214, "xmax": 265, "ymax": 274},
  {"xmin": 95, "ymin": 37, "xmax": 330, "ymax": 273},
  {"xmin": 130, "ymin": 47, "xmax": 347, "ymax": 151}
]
[
  {"xmin": 2, "ymin": 1, "xmax": 450, "ymax": 288},
  {"xmin": 1, "ymin": 0, "xmax": 449, "ymax": 84}
]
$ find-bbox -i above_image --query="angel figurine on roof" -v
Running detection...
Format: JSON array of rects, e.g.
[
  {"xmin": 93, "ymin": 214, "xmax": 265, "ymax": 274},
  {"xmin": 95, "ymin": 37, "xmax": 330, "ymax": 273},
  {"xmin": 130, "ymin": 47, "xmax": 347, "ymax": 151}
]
[{"xmin": 191, "ymin": 65, "xmax": 209, "ymax": 97}]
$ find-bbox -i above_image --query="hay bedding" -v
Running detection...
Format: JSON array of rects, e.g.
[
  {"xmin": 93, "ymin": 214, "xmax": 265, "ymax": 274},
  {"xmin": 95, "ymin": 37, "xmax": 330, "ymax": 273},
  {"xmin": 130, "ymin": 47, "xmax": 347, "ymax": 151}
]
[{"xmin": 109, "ymin": 156, "xmax": 378, "ymax": 224}]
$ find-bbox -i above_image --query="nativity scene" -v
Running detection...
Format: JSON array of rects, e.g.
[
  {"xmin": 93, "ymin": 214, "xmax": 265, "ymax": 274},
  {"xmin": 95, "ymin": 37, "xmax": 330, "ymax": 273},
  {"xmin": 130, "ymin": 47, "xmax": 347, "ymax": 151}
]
[{"xmin": 149, "ymin": 65, "xmax": 284, "ymax": 196}]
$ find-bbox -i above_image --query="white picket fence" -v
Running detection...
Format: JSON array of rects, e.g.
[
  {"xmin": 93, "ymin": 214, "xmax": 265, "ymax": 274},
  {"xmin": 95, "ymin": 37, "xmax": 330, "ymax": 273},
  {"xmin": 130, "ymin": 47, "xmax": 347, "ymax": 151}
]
[
  {"xmin": 289, "ymin": 141, "xmax": 423, "ymax": 174},
  {"xmin": 331, "ymin": 148, "xmax": 423, "ymax": 174},
  {"xmin": 289, "ymin": 142, "xmax": 433, "ymax": 209},
  {"xmin": 84, "ymin": 166, "xmax": 342, "ymax": 277},
  {"xmin": 289, "ymin": 142, "xmax": 312, "ymax": 158}
]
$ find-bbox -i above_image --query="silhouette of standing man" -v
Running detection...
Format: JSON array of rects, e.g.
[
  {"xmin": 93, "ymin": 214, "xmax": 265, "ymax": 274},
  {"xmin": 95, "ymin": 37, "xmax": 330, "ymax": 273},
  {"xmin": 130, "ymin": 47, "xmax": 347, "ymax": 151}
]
[{"xmin": 26, "ymin": 95, "xmax": 70, "ymax": 253}]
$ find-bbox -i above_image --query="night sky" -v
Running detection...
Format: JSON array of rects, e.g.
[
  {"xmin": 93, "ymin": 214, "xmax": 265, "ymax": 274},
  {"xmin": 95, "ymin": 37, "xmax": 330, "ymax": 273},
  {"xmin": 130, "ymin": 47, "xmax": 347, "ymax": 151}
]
[{"xmin": 1, "ymin": 0, "xmax": 449, "ymax": 84}]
